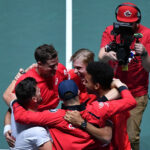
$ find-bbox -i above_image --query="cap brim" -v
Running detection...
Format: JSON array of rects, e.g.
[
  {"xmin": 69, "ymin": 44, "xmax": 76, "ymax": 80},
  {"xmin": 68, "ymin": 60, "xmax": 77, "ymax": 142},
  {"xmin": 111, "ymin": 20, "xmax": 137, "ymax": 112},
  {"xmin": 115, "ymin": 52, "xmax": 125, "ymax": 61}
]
[{"xmin": 117, "ymin": 16, "xmax": 138, "ymax": 23}]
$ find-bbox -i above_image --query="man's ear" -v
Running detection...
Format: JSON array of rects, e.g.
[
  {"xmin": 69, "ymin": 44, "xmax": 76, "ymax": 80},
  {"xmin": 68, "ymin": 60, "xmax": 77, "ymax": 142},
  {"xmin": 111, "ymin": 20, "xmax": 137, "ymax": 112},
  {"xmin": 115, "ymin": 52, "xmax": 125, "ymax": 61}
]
[
  {"xmin": 37, "ymin": 61, "xmax": 42, "ymax": 66},
  {"xmin": 78, "ymin": 89, "xmax": 80, "ymax": 95},
  {"xmin": 32, "ymin": 96, "xmax": 38, "ymax": 103},
  {"xmin": 94, "ymin": 83, "xmax": 100, "ymax": 90}
]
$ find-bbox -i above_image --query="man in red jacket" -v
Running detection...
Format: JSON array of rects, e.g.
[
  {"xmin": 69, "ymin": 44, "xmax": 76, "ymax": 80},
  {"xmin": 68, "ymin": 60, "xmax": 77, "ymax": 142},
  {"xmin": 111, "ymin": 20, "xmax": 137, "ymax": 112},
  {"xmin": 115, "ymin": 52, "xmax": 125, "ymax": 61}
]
[
  {"xmin": 99, "ymin": 2, "xmax": 150, "ymax": 150},
  {"xmin": 11, "ymin": 61, "xmax": 136, "ymax": 149},
  {"xmin": 69, "ymin": 48, "xmax": 131, "ymax": 149},
  {"xmin": 3, "ymin": 44, "xmax": 68, "ymax": 148}
]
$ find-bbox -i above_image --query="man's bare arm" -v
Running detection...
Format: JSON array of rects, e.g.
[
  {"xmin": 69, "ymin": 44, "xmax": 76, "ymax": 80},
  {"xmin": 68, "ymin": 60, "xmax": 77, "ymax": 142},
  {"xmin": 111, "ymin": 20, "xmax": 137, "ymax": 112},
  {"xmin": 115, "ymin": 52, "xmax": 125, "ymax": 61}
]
[
  {"xmin": 4, "ymin": 109, "xmax": 15, "ymax": 148},
  {"xmin": 3, "ymin": 80, "xmax": 17, "ymax": 106},
  {"xmin": 105, "ymin": 88, "xmax": 120, "ymax": 100}
]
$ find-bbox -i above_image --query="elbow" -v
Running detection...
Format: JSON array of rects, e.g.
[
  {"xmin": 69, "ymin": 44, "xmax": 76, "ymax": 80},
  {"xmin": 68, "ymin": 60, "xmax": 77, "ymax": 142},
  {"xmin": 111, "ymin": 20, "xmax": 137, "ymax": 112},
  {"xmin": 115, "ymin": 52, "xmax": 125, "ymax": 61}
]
[
  {"xmin": 98, "ymin": 126, "xmax": 112, "ymax": 145},
  {"xmin": 3, "ymin": 92, "xmax": 7, "ymax": 101},
  {"xmin": 3, "ymin": 93, "xmax": 9, "ymax": 105},
  {"xmin": 102, "ymin": 134, "xmax": 112, "ymax": 144},
  {"xmin": 99, "ymin": 135, "xmax": 112, "ymax": 146}
]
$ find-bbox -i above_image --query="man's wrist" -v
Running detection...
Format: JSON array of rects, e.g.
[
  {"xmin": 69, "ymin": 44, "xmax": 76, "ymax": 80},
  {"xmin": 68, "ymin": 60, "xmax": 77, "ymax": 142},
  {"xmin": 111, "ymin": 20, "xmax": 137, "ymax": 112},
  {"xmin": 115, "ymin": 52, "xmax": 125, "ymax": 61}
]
[
  {"xmin": 3, "ymin": 124, "xmax": 11, "ymax": 136},
  {"xmin": 80, "ymin": 120, "xmax": 87, "ymax": 129},
  {"xmin": 118, "ymin": 86, "xmax": 128, "ymax": 92}
]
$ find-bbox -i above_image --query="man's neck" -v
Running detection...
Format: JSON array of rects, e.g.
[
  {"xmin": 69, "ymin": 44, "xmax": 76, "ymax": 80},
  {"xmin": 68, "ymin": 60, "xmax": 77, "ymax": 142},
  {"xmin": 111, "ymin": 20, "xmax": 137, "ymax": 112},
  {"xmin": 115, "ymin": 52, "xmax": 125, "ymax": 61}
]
[
  {"xmin": 63, "ymin": 97, "xmax": 80, "ymax": 106},
  {"xmin": 99, "ymin": 89, "xmax": 111, "ymax": 97},
  {"xmin": 64, "ymin": 101, "xmax": 80, "ymax": 106},
  {"xmin": 36, "ymin": 67, "xmax": 52, "ymax": 80},
  {"xmin": 26, "ymin": 103, "xmax": 38, "ymax": 112}
]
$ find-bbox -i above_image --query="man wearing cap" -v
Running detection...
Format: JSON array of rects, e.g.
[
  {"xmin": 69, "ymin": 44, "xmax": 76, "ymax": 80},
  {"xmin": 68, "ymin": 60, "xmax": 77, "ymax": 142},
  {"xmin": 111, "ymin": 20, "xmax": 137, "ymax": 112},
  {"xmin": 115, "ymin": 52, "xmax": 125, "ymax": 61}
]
[
  {"xmin": 99, "ymin": 2, "xmax": 150, "ymax": 150},
  {"xmin": 11, "ymin": 74, "xmax": 136, "ymax": 150},
  {"xmin": 4, "ymin": 75, "xmax": 112, "ymax": 149}
]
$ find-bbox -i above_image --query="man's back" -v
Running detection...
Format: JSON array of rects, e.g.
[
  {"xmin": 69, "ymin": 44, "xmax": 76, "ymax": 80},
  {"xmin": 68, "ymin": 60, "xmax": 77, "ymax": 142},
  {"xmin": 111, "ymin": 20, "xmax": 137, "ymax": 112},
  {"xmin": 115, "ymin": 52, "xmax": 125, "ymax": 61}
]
[{"xmin": 10, "ymin": 100, "xmax": 51, "ymax": 150}]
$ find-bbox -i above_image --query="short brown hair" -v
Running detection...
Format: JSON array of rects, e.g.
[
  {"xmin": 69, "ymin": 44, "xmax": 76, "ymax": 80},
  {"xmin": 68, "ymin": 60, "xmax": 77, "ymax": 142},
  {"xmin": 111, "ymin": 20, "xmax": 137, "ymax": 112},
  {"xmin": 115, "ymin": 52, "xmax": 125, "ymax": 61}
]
[{"xmin": 34, "ymin": 44, "xmax": 58, "ymax": 64}]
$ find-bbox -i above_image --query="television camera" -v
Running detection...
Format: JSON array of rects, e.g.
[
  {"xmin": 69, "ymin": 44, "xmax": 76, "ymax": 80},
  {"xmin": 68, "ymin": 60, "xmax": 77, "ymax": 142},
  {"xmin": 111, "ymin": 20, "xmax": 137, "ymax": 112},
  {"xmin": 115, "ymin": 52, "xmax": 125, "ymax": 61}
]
[{"xmin": 105, "ymin": 22, "xmax": 142, "ymax": 65}]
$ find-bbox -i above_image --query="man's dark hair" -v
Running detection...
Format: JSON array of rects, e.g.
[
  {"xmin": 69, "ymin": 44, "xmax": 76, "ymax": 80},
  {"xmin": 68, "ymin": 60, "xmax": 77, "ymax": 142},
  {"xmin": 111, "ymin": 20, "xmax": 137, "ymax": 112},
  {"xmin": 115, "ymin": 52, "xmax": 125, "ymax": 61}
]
[
  {"xmin": 15, "ymin": 77, "xmax": 37, "ymax": 107},
  {"xmin": 86, "ymin": 61, "xmax": 114, "ymax": 90},
  {"xmin": 34, "ymin": 44, "xmax": 58, "ymax": 64}
]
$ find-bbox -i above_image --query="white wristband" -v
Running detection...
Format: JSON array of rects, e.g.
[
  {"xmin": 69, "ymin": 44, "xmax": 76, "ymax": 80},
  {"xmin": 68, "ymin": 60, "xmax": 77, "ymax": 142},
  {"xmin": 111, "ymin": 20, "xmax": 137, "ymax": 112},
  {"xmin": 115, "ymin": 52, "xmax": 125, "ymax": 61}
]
[{"xmin": 3, "ymin": 124, "xmax": 11, "ymax": 136}]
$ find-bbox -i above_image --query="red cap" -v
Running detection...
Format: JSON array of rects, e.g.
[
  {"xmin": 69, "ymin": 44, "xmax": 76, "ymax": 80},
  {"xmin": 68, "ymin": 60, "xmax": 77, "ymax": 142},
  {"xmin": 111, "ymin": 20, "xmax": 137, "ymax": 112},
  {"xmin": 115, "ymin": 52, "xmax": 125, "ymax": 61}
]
[{"xmin": 117, "ymin": 2, "xmax": 138, "ymax": 23}]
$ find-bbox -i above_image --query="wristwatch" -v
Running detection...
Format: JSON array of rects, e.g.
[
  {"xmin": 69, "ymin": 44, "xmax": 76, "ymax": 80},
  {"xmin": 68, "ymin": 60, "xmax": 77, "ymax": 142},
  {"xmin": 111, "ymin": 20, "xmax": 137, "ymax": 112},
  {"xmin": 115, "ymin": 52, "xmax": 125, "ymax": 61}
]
[{"xmin": 80, "ymin": 120, "xmax": 87, "ymax": 129}]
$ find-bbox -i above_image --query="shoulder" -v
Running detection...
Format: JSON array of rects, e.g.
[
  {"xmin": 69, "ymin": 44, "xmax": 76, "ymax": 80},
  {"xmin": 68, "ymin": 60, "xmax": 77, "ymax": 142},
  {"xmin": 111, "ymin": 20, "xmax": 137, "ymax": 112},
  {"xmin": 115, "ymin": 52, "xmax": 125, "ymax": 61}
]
[
  {"xmin": 104, "ymin": 25, "xmax": 113, "ymax": 32},
  {"xmin": 138, "ymin": 24, "xmax": 150, "ymax": 35},
  {"xmin": 57, "ymin": 63, "xmax": 67, "ymax": 71},
  {"xmin": 68, "ymin": 69, "xmax": 78, "ymax": 80},
  {"xmin": 56, "ymin": 63, "xmax": 68, "ymax": 79},
  {"xmin": 16, "ymin": 68, "xmax": 38, "ymax": 85}
]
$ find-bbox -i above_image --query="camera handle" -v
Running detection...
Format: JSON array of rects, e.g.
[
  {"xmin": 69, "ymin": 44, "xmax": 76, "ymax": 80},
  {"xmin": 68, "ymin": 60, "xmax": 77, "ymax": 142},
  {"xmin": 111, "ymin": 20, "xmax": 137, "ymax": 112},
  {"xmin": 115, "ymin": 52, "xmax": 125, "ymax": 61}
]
[{"xmin": 134, "ymin": 33, "xmax": 143, "ymax": 43}]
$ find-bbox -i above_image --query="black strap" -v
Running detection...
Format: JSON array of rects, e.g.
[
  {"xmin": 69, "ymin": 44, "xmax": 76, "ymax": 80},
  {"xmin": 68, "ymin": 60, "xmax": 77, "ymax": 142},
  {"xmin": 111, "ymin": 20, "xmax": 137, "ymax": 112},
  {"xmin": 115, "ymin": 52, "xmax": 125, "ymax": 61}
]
[
  {"xmin": 12, "ymin": 99, "xmax": 18, "ymax": 106},
  {"xmin": 97, "ymin": 95, "xmax": 108, "ymax": 102},
  {"xmin": 118, "ymin": 86, "xmax": 128, "ymax": 92}
]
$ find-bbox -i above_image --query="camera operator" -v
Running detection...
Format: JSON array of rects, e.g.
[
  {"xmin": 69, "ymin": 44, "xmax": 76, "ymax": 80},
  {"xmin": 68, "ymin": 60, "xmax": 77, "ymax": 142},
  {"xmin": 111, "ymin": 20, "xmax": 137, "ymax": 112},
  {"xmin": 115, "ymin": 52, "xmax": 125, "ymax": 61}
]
[{"xmin": 99, "ymin": 2, "xmax": 150, "ymax": 150}]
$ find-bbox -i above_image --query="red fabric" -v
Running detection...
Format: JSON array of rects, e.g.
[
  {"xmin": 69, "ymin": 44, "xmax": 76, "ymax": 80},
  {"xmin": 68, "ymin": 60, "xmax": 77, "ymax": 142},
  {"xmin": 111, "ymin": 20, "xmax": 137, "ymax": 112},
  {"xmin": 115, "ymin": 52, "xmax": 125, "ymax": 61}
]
[
  {"xmin": 15, "ymin": 63, "xmax": 68, "ymax": 110},
  {"xmin": 100, "ymin": 24, "xmax": 150, "ymax": 150},
  {"xmin": 13, "ymin": 89, "xmax": 136, "ymax": 150},
  {"xmin": 117, "ymin": 2, "xmax": 138, "ymax": 23},
  {"xmin": 12, "ymin": 102, "xmax": 102, "ymax": 150},
  {"xmin": 68, "ymin": 69, "xmax": 97, "ymax": 104},
  {"xmin": 109, "ymin": 112, "xmax": 131, "ymax": 150},
  {"xmin": 69, "ymin": 68, "xmax": 134, "ymax": 149},
  {"xmin": 100, "ymin": 24, "xmax": 150, "ymax": 97}
]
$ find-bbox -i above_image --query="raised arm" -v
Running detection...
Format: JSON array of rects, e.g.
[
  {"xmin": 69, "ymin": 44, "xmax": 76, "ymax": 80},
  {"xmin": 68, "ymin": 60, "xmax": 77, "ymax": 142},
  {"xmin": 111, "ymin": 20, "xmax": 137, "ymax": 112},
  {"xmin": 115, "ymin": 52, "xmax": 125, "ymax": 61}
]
[
  {"xmin": 64, "ymin": 110, "xmax": 112, "ymax": 145},
  {"xmin": 3, "ymin": 80, "xmax": 16, "ymax": 106},
  {"xmin": 2, "ymin": 68, "xmax": 25, "ymax": 106},
  {"xmin": 91, "ymin": 79, "xmax": 137, "ymax": 120},
  {"xmin": 12, "ymin": 101, "xmax": 64, "ymax": 126}
]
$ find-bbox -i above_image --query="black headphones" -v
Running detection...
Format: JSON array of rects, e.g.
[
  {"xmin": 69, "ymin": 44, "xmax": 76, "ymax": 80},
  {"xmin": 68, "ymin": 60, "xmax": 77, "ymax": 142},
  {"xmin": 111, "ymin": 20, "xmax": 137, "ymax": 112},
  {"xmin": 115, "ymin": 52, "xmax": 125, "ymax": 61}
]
[{"xmin": 115, "ymin": 3, "xmax": 141, "ymax": 23}]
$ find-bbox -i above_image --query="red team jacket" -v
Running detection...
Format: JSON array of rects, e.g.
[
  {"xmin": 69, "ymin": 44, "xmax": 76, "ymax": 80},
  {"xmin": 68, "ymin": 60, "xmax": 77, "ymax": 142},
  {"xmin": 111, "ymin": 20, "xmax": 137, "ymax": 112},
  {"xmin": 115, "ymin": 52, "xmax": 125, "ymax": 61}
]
[
  {"xmin": 100, "ymin": 24, "xmax": 150, "ymax": 150},
  {"xmin": 69, "ymin": 69, "xmax": 132, "ymax": 150},
  {"xmin": 100, "ymin": 24, "xmax": 150, "ymax": 97},
  {"xmin": 15, "ymin": 63, "xmax": 68, "ymax": 110},
  {"xmin": 13, "ymin": 88, "xmax": 136, "ymax": 150}
]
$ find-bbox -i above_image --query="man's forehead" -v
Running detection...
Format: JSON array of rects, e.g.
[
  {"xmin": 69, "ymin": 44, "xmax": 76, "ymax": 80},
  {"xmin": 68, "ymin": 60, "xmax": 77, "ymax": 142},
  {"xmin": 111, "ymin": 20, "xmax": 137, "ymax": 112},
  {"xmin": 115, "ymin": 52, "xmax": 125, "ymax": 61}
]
[
  {"xmin": 73, "ymin": 59, "xmax": 86, "ymax": 68},
  {"xmin": 46, "ymin": 57, "xmax": 58, "ymax": 64}
]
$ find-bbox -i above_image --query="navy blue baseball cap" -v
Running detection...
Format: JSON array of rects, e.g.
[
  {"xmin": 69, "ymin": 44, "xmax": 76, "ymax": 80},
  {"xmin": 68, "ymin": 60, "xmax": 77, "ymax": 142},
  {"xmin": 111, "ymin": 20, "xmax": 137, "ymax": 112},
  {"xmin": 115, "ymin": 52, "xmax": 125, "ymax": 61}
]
[{"xmin": 58, "ymin": 80, "xmax": 78, "ymax": 100}]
